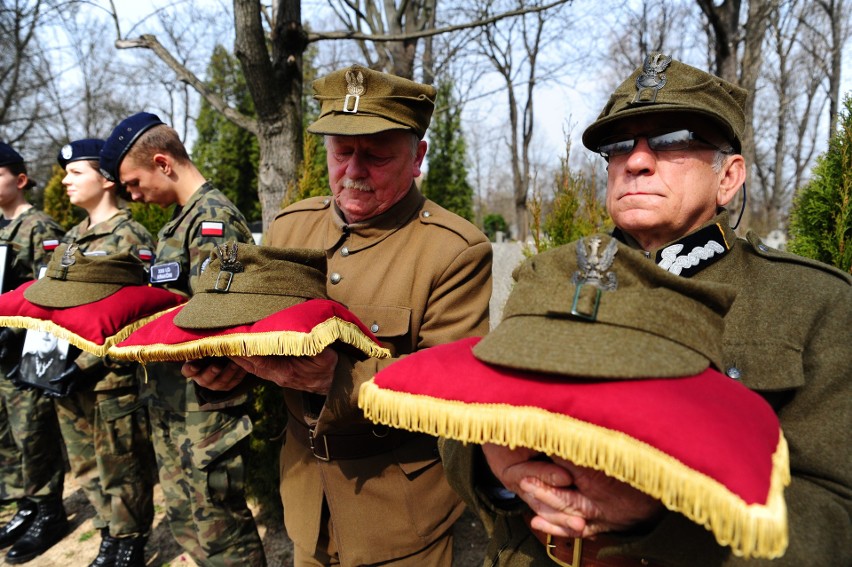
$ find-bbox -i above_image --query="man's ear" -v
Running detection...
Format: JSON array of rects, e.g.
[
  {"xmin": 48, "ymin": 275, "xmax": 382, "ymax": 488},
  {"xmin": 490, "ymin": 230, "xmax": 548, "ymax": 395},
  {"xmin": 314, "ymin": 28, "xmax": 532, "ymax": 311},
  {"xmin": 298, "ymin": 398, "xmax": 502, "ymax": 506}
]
[
  {"xmin": 153, "ymin": 153, "xmax": 172, "ymax": 175},
  {"xmin": 716, "ymin": 154, "xmax": 746, "ymax": 207},
  {"xmin": 413, "ymin": 140, "xmax": 427, "ymax": 177}
]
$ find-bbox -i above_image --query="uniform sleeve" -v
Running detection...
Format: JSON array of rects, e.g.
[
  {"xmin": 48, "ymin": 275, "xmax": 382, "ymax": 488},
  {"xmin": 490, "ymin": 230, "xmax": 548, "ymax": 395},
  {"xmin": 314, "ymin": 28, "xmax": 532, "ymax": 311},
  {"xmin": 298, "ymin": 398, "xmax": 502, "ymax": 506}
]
[
  {"xmin": 321, "ymin": 239, "xmax": 493, "ymax": 431},
  {"xmin": 185, "ymin": 207, "xmax": 254, "ymax": 293},
  {"xmin": 28, "ymin": 218, "xmax": 64, "ymax": 279}
]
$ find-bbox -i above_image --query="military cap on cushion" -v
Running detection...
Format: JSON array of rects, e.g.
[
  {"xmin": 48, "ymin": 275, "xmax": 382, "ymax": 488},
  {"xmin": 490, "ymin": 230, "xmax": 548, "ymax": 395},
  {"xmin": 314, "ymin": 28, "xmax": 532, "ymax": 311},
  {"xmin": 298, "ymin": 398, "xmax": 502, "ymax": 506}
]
[
  {"xmin": 99, "ymin": 112, "xmax": 165, "ymax": 182},
  {"xmin": 57, "ymin": 139, "xmax": 104, "ymax": 169},
  {"xmin": 174, "ymin": 242, "xmax": 329, "ymax": 329},
  {"xmin": 474, "ymin": 235, "xmax": 734, "ymax": 378},
  {"xmin": 24, "ymin": 243, "xmax": 148, "ymax": 308},
  {"xmin": 582, "ymin": 53, "xmax": 748, "ymax": 153},
  {"xmin": 308, "ymin": 65, "xmax": 436, "ymax": 139},
  {"xmin": 0, "ymin": 246, "xmax": 185, "ymax": 356},
  {"xmin": 0, "ymin": 142, "xmax": 25, "ymax": 167},
  {"xmin": 359, "ymin": 235, "xmax": 789, "ymax": 559},
  {"xmin": 108, "ymin": 242, "xmax": 390, "ymax": 362}
]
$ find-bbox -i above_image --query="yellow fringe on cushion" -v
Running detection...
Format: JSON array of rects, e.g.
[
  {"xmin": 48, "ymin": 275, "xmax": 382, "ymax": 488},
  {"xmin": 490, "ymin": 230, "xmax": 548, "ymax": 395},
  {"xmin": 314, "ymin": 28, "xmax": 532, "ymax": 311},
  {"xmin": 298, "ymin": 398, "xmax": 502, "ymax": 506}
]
[
  {"xmin": 359, "ymin": 381, "xmax": 790, "ymax": 559},
  {"xmin": 108, "ymin": 317, "xmax": 391, "ymax": 362},
  {"xmin": 0, "ymin": 307, "xmax": 181, "ymax": 357}
]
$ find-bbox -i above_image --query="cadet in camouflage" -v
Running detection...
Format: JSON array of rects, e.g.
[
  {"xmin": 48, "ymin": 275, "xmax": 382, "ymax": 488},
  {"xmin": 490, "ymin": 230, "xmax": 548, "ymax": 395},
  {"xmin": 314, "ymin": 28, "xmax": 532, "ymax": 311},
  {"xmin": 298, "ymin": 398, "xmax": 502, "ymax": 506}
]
[
  {"xmin": 0, "ymin": 142, "xmax": 70, "ymax": 564},
  {"xmin": 100, "ymin": 113, "xmax": 265, "ymax": 567},
  {"xmin": 51, "ymin": 138, "xmax": 158, "ymax": 567}
]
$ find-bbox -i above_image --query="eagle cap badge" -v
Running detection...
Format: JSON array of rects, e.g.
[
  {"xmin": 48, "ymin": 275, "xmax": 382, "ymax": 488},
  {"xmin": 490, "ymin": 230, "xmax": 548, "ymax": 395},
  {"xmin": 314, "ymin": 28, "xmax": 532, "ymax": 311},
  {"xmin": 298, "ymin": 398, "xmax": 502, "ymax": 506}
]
[
  {"xmin": 632, "ymin": 53, "xmax": 672, "ymax": 104},
  {"xmin": 344, "ymin": 69, "xmax": 365, "ymax": 113}
]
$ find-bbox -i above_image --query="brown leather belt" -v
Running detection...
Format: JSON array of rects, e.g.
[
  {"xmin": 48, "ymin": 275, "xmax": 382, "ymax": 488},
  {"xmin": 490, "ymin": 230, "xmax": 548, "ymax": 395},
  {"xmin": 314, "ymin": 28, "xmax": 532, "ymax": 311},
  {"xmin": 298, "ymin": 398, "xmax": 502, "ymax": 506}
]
[
  {"xmin": 523, "ymin": 514, "xmax": 659, "ymax": 567},
  {"xmin": 287, "ymin": 416, "xmax": 417, "ymax": 461}
]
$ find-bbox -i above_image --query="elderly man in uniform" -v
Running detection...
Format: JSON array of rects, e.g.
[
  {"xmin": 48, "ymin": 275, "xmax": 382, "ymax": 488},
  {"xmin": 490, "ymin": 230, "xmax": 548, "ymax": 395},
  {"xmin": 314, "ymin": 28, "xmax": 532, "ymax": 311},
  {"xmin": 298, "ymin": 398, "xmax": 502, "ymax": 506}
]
[
  {"xmin": 442, "ymin": 53, "xmax": 851, "ymax": 566},
  {"xmin": 99, "ymin": 113, "xmax": 266, "ymax": 567},
  {"xmin": 187, "ymin": 65, "xmax": 493, "ymax": 566}
]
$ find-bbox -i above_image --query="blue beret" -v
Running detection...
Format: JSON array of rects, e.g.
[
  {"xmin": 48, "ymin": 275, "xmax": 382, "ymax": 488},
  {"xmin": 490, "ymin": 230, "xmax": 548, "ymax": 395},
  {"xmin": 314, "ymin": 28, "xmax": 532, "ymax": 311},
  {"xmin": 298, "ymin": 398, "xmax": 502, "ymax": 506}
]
[
  {"xmin": 58, "ymin": 139, "xmax": 105, "ymax": 169},
  {"xmin": 99, "ymin": 112, "xmax": 164, "ymax": 181},
  {"xmin": 0, "ymin": 142, "xmax": 25, "ymax": 168}
]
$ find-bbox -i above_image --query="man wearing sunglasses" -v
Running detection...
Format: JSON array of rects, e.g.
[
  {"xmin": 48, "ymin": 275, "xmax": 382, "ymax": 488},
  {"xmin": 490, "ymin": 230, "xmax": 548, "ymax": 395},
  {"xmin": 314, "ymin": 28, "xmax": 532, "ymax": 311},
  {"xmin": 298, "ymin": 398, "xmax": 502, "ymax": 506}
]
[{"xmin": 442, "ymin": 53, "xmax": 851, "ymax": 566}]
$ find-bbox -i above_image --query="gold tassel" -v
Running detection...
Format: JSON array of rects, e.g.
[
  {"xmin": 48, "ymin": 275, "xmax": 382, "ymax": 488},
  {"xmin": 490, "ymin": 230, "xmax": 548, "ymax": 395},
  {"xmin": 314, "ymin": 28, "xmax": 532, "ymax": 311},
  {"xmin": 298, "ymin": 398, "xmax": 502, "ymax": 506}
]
[
  {"xmin": 358, "ymin": 381, "xmax": 789, "ymax": 559},
  {"xmin": 108, "ymin": 317, "xmax": 391, "ymax": 362}
]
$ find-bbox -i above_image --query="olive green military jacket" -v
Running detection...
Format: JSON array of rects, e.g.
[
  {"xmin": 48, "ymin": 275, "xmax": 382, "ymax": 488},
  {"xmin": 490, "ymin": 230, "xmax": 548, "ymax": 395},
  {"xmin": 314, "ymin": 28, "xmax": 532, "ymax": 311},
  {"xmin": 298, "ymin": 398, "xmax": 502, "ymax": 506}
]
[
  {"xmin": 265, "ymin": 186, "xmax": 493, "ymax": 566},
  {"xmin": 141, "ymin": 182, "xmax": 254, "ymax": 412},
  {"xmin": 0, "ymin": 207, "xmax": 64, "ymax": 374},
  {"xmin": 63, "ymin": 209, "xmax": 155, "ymax": 390},
  {"xmin": 441, "ymin": 212, "xmax": 851, "ymax": 566}
]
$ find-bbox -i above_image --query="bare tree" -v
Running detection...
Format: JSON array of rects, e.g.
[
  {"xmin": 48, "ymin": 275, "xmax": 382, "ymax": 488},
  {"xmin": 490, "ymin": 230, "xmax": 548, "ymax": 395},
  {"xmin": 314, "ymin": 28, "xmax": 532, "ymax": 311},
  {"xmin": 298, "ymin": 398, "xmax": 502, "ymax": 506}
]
[
  {"xmin": 111, "ymin": 0, "xmax": 570, "ymax": 229},
  {"xmin": 806, "ymin": 0, "xmax": 850, "ymax": 139}
]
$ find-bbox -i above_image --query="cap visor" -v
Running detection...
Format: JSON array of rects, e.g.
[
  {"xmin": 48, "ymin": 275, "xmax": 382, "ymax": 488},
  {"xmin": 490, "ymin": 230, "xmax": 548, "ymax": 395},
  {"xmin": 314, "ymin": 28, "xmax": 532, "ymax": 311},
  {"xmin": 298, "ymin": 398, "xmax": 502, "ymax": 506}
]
[
  {"xmin": 173, "ymin": 293, "xmax": 305, "ymax": 329},
  {"xmin": 307, "ymin": 114, "xmax": 412, "ymax": 137},
  {"xmin": 24, "ymin": 280, "xmax": 123, "ymax": 308}
]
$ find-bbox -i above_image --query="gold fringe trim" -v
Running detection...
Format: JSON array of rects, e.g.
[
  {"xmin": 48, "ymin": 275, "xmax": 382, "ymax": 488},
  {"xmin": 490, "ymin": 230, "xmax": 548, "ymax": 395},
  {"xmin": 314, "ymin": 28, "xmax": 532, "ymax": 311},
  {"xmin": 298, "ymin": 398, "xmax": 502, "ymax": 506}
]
[
  {"xmin": 0, "ymin": 307, "xmax": 182, "ymax": 357},
  {"xmin": 359, "ymin": 382, "xmax": 790, "ymax": 559},
  {"xmin": 108, "ymin": 317, "xmax": 391, "ymax": 362}
]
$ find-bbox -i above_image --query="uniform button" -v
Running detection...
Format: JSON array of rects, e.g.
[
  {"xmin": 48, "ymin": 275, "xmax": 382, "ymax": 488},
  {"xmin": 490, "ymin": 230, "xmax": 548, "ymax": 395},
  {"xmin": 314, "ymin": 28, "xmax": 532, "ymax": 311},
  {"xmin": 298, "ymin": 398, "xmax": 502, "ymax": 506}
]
[
  {"xmin": 341, "ymin": 246, "xmax": 350, "ymax": 257},
  {"xmin": 421, "ymin": 210, "xmax": 431, "ymax": 218},
  {"xmin": 758, "ymin": 243, "xmax": 769, "ymax": 252},
  {"xmin": 322, "ymin": 198, "xmax": 331, "ymax": 205},
  {"xmin": 726, "ymin": 367, "xmax": 742, "ymax": 380},
  {"xmin": 330, "ymin": 273, "xmax": 342, "ymax": 284},
  {"xmin": 370, "ymin": 323, "xmax": 380, "ymax": 333}
]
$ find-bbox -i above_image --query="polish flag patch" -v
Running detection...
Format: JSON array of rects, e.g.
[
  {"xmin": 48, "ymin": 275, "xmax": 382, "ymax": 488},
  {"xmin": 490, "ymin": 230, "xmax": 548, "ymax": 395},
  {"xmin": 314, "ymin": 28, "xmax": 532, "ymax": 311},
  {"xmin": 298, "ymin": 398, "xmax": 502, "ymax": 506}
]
[
  {"xmin": 42, "ymin": 239, "xmax": 59, "ymax": 251},
  {"xmin": 138, "ymin": 249, "xmax": 153, "ymax": 261},
  {"xmin": 200, "ymin": 221, "xmax": 224, "ymax": 237}
]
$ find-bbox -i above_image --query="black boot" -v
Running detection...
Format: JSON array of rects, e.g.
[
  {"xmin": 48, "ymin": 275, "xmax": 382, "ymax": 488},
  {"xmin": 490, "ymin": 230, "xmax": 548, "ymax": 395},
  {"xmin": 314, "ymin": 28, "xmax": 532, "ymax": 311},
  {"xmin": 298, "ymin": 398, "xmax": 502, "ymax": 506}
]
[
  {"xmin": 0, "ymin": 500, "xmax": 37, "ymax": 549},
  {"xmin": 114, "ymin": 535, "xmax": 147, "ymax": 567},
  {"xmin": 4, "ymin": 495, "xmax": 69, "ymax": 564},
  {"xmin": 88, "ymin": 528, "xmax": 120, "ymax": 567}
]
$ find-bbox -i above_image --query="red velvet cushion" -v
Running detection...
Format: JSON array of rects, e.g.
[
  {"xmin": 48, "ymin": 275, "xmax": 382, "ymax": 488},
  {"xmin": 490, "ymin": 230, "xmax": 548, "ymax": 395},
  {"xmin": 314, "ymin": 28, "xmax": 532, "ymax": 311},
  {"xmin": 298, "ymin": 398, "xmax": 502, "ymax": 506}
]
[
  {"xmin": 359, "ymin": 336, "xmax": 789, "ymax": 559},
  {"xmin": 108, "ymin": 299, "xmax": 390, "ymax": 362},
  {"xmin": 0, "ymin": 280, "xmax": 186, "ymax": 356}
]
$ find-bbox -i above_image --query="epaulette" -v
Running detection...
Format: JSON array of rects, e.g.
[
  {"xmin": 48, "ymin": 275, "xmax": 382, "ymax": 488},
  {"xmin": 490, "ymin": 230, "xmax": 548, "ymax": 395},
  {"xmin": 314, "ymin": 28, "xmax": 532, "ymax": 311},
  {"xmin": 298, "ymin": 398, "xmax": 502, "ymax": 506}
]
[
  {"xmin": 417, "ymin": 200, "xmax": 488, "ymax": 246},
  {"xmin": 746, "ymin": 232, "xmax": 852, "ymax": 285},
  {"xmin": 273, "ymin": 196, "xmax": 333, "ymax": 221}
]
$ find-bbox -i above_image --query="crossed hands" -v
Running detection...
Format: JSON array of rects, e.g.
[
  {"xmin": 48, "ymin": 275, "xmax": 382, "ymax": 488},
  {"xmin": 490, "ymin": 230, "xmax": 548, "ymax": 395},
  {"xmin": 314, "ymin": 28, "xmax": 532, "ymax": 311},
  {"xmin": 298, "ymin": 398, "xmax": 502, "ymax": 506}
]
[
  {"xmin": 482, "ymin": 444, "xmax": 664, "ymax": 538},
  {"xmin": 181, "ymin": 348, "xmax": 339, "ymax": 395}
]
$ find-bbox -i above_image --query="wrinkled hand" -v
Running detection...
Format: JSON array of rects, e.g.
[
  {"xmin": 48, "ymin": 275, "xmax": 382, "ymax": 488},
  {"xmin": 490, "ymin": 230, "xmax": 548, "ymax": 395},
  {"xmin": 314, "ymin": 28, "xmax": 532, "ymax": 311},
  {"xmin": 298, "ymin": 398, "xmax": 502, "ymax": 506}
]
[
  {"xmin": 229, "ymin": 349, "xmax": 338, "ymax": 395},
  {"xmin": 182, "ymin": 357, "xmax": 247, "ymax": 392},
  {"xmin": 182, "ymin": 349, "xmax": 338, "ymax": 395},
  {"xmin": 46, "ymin": 363, "xmax": 84, "ymax": 398},
  {"xmin": 482, "ymin": 444, "xmax": 663, "ymax": 538}
]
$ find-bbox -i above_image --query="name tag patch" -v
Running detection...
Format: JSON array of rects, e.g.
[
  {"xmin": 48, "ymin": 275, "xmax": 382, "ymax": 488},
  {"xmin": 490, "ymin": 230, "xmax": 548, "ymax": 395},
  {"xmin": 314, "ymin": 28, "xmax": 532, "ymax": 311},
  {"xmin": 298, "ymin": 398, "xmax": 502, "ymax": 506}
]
[{"xmin": 150, "ymin": 261, "xmax": 180, "ymax": 283}]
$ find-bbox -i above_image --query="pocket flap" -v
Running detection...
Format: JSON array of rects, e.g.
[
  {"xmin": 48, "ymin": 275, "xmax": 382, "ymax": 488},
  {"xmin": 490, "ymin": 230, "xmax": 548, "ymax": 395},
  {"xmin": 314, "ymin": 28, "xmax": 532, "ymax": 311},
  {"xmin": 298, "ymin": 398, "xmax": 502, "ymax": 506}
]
[
  {"xmin": 723, "ymin": 339, "xmax": 804, "ymax": 391},
  {"xmin": 190, "ymin": 414, "xmax": 253, "ymax": 470},
  {"xmin": 350, "ymin": 305, "xmax": 411, "ymax": 338}
]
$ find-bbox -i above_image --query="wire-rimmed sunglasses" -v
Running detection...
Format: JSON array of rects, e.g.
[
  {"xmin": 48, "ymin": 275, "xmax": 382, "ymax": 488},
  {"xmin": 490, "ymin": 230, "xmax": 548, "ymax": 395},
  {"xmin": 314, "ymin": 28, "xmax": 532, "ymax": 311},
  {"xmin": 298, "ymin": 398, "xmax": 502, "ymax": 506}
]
[{"xmin": 596, "ymin": 129, "xmax": 734, "ymax": 159}]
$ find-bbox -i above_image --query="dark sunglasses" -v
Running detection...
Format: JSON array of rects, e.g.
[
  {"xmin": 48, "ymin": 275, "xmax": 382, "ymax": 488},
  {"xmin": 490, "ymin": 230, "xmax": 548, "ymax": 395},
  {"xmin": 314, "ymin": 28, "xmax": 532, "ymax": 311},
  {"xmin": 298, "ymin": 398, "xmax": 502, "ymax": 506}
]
[{"xmin": 596, "ymin": 129, "xmax": 734, "ymax": 159}]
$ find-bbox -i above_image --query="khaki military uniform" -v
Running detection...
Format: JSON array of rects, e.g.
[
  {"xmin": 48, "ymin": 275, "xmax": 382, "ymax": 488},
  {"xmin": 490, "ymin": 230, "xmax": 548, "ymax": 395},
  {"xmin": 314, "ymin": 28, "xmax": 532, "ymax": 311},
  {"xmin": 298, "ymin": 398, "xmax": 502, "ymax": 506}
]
[
  {"xmin": 142, "ymin": 183, "xmax": 265, "ymax": 567},
  {"xmin": 52, "ymin": 209, "xmax": 157, "ymax": 538},
  {"xmin": 441, "ymin": 212, "xmax": 852, "ymax": 566},
  {"xmin": 265, "ymin": 187, "xmax": 493, "ymax": 566},
  {"xmin": 0, "ymin": 207, "xmax": 65, "ymax": 502}
]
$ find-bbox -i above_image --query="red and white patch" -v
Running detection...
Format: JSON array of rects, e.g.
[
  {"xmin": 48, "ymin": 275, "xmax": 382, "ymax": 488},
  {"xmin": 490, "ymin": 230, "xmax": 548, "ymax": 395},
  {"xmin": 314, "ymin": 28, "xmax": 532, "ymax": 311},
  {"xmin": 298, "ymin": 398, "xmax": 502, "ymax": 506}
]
[
  {"xmin": 138, "ymin": 249, "xmax": 153, "ymax": 261},
  {"xmin": 42, "ymin": 239, "xmax": 59, "ymax": 251},
  {"xmin": 200, "ymin": 221, "xmax": 224, "ymax": 237}
]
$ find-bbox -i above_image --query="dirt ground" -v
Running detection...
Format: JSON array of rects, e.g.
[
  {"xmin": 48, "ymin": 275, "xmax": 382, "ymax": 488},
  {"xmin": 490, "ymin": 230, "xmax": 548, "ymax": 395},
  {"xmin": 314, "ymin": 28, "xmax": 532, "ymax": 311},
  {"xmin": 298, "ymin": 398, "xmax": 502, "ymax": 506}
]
[{"xmin": 0, "ymin": 472, "xmax": 489, "ymax": 566}]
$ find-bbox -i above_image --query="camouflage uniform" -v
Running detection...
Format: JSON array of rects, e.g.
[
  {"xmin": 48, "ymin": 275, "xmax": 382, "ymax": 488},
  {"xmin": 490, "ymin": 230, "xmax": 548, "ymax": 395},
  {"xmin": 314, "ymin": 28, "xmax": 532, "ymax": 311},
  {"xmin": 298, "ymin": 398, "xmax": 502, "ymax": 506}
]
[
  {"xmin": 143, "ymin": 183, "xmax": 265, "ymax": 567},
  {"xmin": 52, "ymin": 209, "xmax": 157, "ymax": 538},
  {"xmin": 0, "ymin": 207, "xmax": 65, "ymax": 502}
]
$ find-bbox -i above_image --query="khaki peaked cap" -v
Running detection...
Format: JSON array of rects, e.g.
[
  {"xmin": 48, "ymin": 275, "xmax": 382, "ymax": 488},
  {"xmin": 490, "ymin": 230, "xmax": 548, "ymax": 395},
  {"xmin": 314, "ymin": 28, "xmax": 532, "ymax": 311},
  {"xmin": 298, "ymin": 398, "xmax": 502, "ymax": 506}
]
[
  {"xmin": 308, "ymin": 65, "xmax": 436, "ymax": 139},
  {"xmin": 24, "ymin": 244, "xmax": 148, "ymax": 308},
  {"xmin": 174, "ymin": 242, "xmax": 329, "ymax": 330},
  {"xmin": 473, "ymin": 235, "xmax": 737, "ymax": 379},
  {"xmin": 583, "ymin": 53, "xmax": 748, "ymax": 152}
]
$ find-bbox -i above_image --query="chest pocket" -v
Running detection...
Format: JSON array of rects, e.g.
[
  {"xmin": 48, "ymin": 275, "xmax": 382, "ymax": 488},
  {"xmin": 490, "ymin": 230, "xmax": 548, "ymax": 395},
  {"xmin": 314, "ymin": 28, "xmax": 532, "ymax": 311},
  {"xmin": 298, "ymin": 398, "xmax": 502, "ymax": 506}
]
[
  {"xmin": 350, "ymin": 305, "xmax": 411, "ymax": 357},
  {"xmin": 722, "ymin": 338, "xmax": 805, "ymax": 392}
]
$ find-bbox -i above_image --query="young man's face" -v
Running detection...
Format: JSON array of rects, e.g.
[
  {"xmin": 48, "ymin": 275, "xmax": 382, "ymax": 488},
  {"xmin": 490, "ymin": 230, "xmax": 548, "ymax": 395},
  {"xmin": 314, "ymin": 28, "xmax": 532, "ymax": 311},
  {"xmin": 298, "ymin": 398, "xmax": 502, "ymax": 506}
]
[
  {"xmin": 602, "ymin": 115, "xmax": 741, "ymax": 250},
  {"xmin": 326, "ymin": 130, "xmax": 427, "ymax": 223},
  {"xmin": 119, "ymin": 155, "xmax": 176, "ymax": 206}
]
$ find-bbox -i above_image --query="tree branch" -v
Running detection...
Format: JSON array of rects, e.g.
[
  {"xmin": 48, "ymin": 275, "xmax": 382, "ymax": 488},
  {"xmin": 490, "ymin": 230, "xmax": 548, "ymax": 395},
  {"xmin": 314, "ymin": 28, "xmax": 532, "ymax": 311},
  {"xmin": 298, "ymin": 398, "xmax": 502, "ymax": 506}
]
[
  {"xmin": 115, "ymin": 34, "xmax": 258, "ymax": 136},
  {"xmin": 306, "ymin": 0, "xmax": 571, "ymax": 43}
]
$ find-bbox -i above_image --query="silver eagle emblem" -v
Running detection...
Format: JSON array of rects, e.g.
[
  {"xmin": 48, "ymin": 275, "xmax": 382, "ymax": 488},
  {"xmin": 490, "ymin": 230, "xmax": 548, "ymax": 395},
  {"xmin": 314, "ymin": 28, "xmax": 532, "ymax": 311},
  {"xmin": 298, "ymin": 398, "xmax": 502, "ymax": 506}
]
[
  {"xmin": 633, "ymin": 53, "xmax": 672, "ymax": 104},
  {"xmin": 572, "ymin": 237, "xmax": 618, "ymax": 291}
]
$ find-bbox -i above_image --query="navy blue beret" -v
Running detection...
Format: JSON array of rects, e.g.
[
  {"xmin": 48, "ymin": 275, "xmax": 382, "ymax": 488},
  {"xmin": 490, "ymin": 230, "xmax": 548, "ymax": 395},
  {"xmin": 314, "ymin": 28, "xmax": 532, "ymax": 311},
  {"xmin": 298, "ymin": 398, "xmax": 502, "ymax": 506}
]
[
  {"xmin": 0, "ymin": 142, "xmax": 25, "ymax": 168},
  {"xmin": 99, "ymin": 112, "xmax": 164, "ymax": 181},
  {"xmin": 58, "ymin": 138, "xmax": 105, "ymax": 169}
]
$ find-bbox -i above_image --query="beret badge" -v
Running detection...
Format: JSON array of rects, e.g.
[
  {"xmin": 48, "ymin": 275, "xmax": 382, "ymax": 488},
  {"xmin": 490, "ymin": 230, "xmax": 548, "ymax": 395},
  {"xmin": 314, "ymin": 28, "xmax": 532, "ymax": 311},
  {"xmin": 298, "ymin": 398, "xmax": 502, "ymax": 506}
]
[
  {"xmin": 633, "ymin": 53, "xmax": 672, "ymax": 104},
  {"xmin": 61, "ymin": 145, "xmax": 73, "ymax": 160}
]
